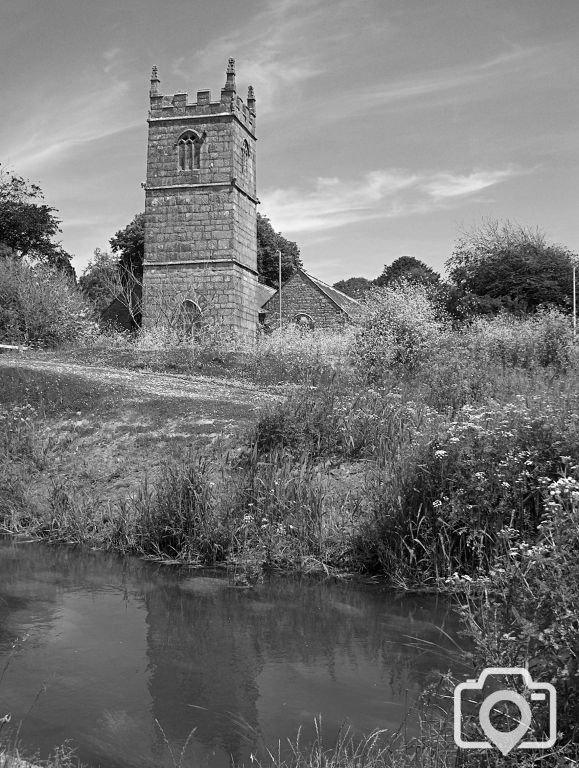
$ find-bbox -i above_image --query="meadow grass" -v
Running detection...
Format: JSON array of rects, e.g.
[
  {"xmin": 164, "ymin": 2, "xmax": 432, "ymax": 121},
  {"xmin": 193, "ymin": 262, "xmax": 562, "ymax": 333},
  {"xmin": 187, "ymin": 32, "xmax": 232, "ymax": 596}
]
[{"xmin": 54, "ymin": 324, "xmax": 355, "ymax": 387}]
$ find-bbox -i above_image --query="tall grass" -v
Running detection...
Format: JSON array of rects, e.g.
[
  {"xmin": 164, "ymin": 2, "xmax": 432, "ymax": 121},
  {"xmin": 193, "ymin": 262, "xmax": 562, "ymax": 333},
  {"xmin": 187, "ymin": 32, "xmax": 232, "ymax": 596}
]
[
  {"xmin": 59, "ymin": 323, "xmax": 355, "ymax": 386},
  {"xmin": 130, "ymin": 457, "xmax": 224, "ymax": 562},
  {"xmin": 243, "ymin": 715, "xmax": 456, "ymax": 768}
]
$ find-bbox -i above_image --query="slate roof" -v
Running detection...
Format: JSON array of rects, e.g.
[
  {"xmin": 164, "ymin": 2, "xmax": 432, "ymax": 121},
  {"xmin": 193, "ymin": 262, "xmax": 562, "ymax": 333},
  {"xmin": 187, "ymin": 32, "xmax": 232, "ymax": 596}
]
[
  {"xmin": 256, "ymin": 282, "xmax": 276, "ymax": 308},
  {"xmin": 301, "ymin": 270, "xmax": 361, "ymax": 314},
  {"xmin": 259, "ymin": 268, "xmax": 360, "ymax": 315}
]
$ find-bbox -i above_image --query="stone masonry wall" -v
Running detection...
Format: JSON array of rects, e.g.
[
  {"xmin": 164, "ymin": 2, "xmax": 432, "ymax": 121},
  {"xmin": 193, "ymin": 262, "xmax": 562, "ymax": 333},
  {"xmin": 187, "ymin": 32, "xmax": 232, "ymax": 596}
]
[
  {"xmin": 262, "ymin": 272, "xmax": 347, "ymax": 330},
  {"xmin": 143, "ymin": 261, "xmax": 257, "ymax": 340},
  {"xmin": 144, "ymin": 186, "xmax": 234, "ymax": 263}
]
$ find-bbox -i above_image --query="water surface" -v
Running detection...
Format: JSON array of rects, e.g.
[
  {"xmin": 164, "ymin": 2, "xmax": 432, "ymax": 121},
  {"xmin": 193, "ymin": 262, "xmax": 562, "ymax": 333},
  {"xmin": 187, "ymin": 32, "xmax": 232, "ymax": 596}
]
[{"xmin": 0, "ymin": 539, "xmax": 465, "ymax": 768}]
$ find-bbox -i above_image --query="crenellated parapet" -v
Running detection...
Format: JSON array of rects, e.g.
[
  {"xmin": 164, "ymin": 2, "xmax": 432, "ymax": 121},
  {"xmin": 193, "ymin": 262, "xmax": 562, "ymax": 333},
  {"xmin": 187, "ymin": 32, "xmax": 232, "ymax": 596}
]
[{"xmin": 148, "ymin": 59, "xmax": 256, "ymax": 136}]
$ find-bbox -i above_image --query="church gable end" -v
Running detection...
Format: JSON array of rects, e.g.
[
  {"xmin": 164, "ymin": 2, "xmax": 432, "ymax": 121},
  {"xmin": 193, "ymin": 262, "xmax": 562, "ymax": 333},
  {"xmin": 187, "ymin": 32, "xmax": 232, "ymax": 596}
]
[{"xmin": 262, "ymin": 270, "xmax": 353, "ymax": 330}]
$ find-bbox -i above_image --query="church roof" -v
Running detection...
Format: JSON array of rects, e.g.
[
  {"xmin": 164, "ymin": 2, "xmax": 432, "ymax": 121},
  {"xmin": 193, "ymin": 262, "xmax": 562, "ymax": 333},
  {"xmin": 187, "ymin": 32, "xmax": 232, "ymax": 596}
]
[
  {"xmin": 256, "ymin": 282, "xmax": 276, "ymax": 308},
  {"xmin": 259, "ymin": 268, "xmax": 361, "ymax": 317},
  {"xmin": 300, "ymin": 270, "xmax": 360, "ymax": 314}
]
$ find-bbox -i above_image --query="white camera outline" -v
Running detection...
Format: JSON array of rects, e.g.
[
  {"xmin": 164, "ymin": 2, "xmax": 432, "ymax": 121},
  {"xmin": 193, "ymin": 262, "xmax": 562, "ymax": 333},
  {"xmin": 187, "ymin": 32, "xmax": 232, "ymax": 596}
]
[{"xmin": 454, "ymin": 667, "xmax": 557, "ymax": 751}]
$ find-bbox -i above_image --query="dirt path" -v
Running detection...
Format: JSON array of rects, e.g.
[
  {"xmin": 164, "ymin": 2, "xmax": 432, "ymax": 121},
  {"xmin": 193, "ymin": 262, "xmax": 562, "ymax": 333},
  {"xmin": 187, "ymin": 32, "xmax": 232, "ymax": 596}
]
[
  {"xmin": 0, "ymin": 356, "xmax": 279, "ymax": 408},
  {"xmin": 0, "ymin": 355, "xmax": 281, "ymax": 506}
]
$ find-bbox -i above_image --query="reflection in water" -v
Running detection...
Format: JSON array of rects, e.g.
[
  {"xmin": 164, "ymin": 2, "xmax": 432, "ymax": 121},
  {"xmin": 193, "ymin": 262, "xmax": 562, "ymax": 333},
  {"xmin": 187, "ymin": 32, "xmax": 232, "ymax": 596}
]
[{"xmin": 0, "ymin": 538, "xmax": 465, "ymax": 768}]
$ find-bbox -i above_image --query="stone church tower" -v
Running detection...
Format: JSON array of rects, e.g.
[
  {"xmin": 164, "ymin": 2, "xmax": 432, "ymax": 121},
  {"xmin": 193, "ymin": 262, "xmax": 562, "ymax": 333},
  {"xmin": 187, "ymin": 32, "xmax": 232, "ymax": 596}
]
[{"xmin": 142, "ymin": 59, "xmax": 258, "ymax": 342}]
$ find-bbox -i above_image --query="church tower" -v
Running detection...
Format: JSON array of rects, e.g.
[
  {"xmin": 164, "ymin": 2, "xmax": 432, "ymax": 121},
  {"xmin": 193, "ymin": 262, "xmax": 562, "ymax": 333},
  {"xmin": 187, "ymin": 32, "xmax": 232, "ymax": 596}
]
[{"xmin": 142, "ymin": 59, "xmax": 258, "ymax": 342}]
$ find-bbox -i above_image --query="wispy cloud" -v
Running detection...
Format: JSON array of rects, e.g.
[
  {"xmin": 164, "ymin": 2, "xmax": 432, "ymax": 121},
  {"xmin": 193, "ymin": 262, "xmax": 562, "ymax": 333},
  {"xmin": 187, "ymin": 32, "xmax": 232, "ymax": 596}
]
[
  {"xmin": 171, "ymin": 3, "xmax": 539, "ymax": 126},
  {"xmin": 261, "ymin": 166, "xmax": 520, "ymax": 233},
  {"xmin": 3, "ymin": 50, "xmax": 138, "ymax": 174},
  {"xmin": 173, "ymin": 0, "xmax": 361, "ymax": 115},
  {"xmin": 302, "ymin": 44, "xmax": 539, "ymax": 127},
  {"xmin": 423, "ymin": 169, "xmax": 517, "ymax": 200}
]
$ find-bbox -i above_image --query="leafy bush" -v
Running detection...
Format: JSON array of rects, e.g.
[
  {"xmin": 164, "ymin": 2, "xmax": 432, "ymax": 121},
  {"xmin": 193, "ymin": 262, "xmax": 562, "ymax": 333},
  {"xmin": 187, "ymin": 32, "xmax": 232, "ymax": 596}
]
[
  {"xmin": 405, "ymin": 310, "xmax": 576, "ymax": 413},
  {"xmin": 0, "ymin": 257, "xmax": 95, "ymax": 345},
  {"xmin": 353, "ymin": 282, "xmax": 448, "ymax": 379}
]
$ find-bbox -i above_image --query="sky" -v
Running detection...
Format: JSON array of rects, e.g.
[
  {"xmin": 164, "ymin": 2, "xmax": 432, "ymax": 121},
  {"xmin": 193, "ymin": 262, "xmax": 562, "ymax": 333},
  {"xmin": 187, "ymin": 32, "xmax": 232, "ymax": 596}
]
[{"xmin": 1, "ymin": 0, "xmax": 578, "ymax": 284}]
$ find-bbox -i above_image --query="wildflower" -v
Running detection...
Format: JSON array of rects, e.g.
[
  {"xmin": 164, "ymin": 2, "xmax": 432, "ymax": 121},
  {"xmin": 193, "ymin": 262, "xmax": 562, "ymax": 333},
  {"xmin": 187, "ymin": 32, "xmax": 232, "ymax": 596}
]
[
  {"xmin": 434, "ymin": 449, "xmax": 447, "ymax": 459},
  {"xmin": 433, "ymin": 500, "xmax": 442, "ymax": 508}
]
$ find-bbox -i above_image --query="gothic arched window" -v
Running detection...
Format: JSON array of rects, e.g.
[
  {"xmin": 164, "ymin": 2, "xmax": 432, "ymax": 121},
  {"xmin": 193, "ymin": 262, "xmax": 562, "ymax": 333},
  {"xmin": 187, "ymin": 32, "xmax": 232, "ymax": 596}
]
[
  {"xmin": 174, "ymin": 299, "xmax": 202, "ymax": 339},
  {"xmin": 177, "ymin": 131, "xmax": 201, "ymax": 171},
  {"xmin": 241, "ymin": 140, "xmax": 250, "ymax": 174}
]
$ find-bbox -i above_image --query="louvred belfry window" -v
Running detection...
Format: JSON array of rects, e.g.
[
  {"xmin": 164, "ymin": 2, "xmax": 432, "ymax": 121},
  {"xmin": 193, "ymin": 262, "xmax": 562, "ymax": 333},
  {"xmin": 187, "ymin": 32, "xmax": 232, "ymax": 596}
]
[{"xmin": 241, "ymin": 140, "xmax": 250, "ymax": 174}]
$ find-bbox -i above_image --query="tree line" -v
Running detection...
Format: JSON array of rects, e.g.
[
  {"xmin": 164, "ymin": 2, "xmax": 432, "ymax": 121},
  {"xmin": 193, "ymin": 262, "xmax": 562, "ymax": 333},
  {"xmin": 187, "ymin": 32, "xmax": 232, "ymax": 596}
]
[
  {"xmin": 1, "ymin": 163, "xmax": 577, "ymax": 327},
  {"xmin": 334, "ymin": 221, "xmax": 578, "ymax": 319}
]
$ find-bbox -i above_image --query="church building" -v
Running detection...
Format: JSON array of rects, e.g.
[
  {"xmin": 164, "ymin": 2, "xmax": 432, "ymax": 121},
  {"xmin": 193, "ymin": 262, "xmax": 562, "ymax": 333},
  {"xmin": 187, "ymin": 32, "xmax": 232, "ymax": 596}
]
[{"xmin": 260, "ymin": 268, "xmax": 360, "ymax": 330}]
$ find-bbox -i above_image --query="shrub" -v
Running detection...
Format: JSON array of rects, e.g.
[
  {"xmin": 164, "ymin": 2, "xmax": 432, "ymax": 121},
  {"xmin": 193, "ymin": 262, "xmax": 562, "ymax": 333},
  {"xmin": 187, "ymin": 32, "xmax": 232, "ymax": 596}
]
[
  {"xmin": 0, "ymin": 258, "xmax": 96, "ymax": 346},
  {"xmin": 409, "ymin": 310, "xmax": 576, "ymax": 413},
  {"xmin": 353, "ymin": 282, "xmax": 448, "ymax": 380}
]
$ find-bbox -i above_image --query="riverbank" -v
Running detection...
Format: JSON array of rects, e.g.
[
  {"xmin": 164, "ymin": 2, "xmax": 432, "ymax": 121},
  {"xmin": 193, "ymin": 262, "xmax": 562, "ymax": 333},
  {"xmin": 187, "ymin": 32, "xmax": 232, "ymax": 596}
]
[{"xmin": 1, "ymin": 341, "xmax": 579, "ymax": 579}]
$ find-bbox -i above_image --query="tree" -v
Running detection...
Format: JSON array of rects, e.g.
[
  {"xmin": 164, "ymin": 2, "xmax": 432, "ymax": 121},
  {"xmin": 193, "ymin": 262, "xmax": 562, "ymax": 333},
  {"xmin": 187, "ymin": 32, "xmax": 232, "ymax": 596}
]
[
  {"xmin": 110, "ymin": 212, "xmax": 145, "ymax": 281},
  {"xmin": 79, "ymin": 249, "xmax": 123, "ymax": 313},
  {"xmin": 374, "ymin": 256, "xmax": 440, "ymax": 289},
  {"xmin": 257, "ymin": 213, "xmax": 302, "ymax": 287},
  {"xmin": 446, "ymin": 219, "xmax": 576, "ymax": 314},
  {"xmin": 333, "ymin": 277, "xmax": 371, "ymax": 300},
  {"xmin": 0, "ymin": 164, "xmax": 74, "ymax": 276}
]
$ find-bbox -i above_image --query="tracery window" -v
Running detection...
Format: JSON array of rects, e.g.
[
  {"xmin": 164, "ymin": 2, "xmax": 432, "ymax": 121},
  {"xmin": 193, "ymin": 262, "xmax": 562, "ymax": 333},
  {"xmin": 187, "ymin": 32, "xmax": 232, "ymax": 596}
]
[{"xmin": 177, "ymin": 131, "xmax": 201, "ymax": 171}]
